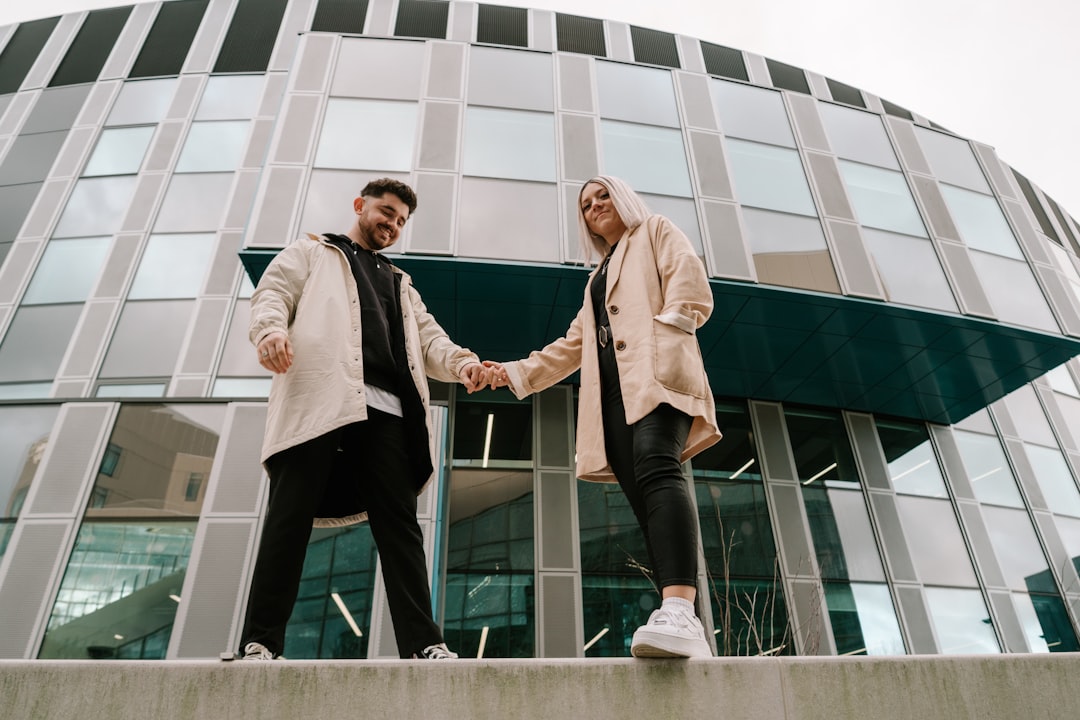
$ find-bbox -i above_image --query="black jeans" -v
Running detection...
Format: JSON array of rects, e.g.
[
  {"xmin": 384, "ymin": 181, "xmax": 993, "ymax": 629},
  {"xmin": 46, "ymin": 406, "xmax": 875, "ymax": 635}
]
[
  {"xmin": 598, "ymin": 342, "xmax": 698, "ymax": 589},
  {"xmin": 239, "ymin": 410, "xmax": 443, "ymax": 658}
]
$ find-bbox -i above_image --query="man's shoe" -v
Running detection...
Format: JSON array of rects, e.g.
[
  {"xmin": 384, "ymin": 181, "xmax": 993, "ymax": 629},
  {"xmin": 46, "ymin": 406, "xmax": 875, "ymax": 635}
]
[
  {"xmin": 239, "ymin": 641, "xmax": 281, "ymax": 660},
  {"xmin": 630, "ymin": 604, "xmax": 712, "ymax": 658},
  {"xmin": 415, "ymin": 642, "xmax": 458, "ymax": 659}
]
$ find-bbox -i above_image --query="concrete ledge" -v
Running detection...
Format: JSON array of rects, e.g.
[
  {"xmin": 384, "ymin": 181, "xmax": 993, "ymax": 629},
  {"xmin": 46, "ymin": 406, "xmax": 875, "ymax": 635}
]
[{"xmin": 2, "ymin": 654, "xmax": 1079, "ymax": 720}]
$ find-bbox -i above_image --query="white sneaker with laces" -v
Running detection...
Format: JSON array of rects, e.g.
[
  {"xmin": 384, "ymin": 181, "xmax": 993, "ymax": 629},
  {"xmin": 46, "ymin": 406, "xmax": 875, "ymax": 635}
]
[
  {"xmin": 630, "ymin": 604, "xmax": 712, "ymax": 658},
  {"xmin": 415, "ymin": 642, "xmax": 458, "ymax": 660},
  {"xmin": 240, "ymin": 642, "xmax": 280, "ymax": 660}
]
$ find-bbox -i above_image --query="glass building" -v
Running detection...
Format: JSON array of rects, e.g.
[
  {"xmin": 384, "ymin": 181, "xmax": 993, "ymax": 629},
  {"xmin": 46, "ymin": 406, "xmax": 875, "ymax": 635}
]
[{"xmin": 2, "ymin": 0, "xmax": 1080, "ymax": 661}]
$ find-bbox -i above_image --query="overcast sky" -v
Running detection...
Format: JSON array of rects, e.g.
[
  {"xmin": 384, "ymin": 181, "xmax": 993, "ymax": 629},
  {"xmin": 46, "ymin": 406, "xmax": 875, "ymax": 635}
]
[{"xmin": 3, "ymin": 0, "xmax": 1078, "ymax": 218}]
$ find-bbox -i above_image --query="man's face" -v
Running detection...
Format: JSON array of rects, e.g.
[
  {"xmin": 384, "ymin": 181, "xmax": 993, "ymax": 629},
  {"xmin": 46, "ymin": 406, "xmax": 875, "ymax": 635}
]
[{"xmin": 355, "ymin": 192, "xmax": 410, "ymax": 251}]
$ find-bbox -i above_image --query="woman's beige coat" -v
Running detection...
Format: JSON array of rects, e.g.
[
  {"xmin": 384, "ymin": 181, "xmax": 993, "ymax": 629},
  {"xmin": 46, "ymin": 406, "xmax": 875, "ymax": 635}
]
[
  {"xmin": 250, "ymin": 235, "xmax": 478, "ymax": 512},
  {"xmin": 503, "ymin": 214, "xmax": 721, "ymax": 482}
]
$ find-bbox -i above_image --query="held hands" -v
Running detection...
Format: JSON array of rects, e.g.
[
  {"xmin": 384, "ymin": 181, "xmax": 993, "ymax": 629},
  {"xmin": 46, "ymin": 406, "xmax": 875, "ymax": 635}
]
[
  {"xmin": 459, "ymin": 360, "xmax": 510, "ymax": 393},
  {"xmin": 257, "ymin": 331, "xmax": 294, "ymax": 374}
]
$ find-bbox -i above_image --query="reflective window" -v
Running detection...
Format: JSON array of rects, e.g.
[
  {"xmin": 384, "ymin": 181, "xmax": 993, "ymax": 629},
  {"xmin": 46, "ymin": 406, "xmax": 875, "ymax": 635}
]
[
  {"xmin": 153, "ymin": 173, "xmax": 233, "ymax": 233},
  {"xmin": 457, "ymin": 178, "xmax": 559, "ymax": 262},
  {"xmin": 22, "ymin": 236, "xmax": 111, "ymax": 304},
  {"xmin": 953, "ymin": 429, "xmax": 1024, "ymax": 507},
  {"xmin": 217, "ymin": 301, "xmax": 266, "ymax": 377},
  {"xmin": 924, "ymin": 587, "xmax": 1000, "ymax": 654},
  {"xmin": 211, "ymin": 378, "xmax": 271, "ymax": 398},
  {"xmin": 331, "ymin": 38, "xmax": 424, "ymax": 100},
  {"xmin": 463, "ymin": 107, "xmax": 556, "ymax": 182},
  {"xmin": 83, "ymin": 126, "xmax": 155, "ymax": 176},
  {"xmin": 711, "ymin": 79, "xmax": 795, "ymax": 147},
  {"xmin": 105, "ymin": 78, "xmax": 177, "ymax": 126},
  {"xmin": 283, "ymin": 526, "xmax": 377, "ymax": 658},
  {"xmin": 864, "ymin": 229, "xmax": 958, "ymax": 312},
  {"xmin": 38, "ymin": 404, "xmax": 225, "ymax": 659},
  {"xmin": 0, "ymin": 304, "xmax": 81, "ymax": 383},
  {"xmin": 128, "ymin": 233, "xmax": 215, "ymax": 299},
  {"xmin": 1002, "ymin": 385, "xmax": 1056, "ymax": 446},
  {"xmin": 896, "ymin": 496, "xmax": 978, "ymax": 586},
  {"xmin": 95, "ymin": 383, "xmax": 167, "ymax": 398},
  {"xmin": 300, "ymin": 169, "xmax": 406, "ymax": 236},
  {"xmin": 691, "ymin": 401, "xmax": 791, "ymax": 656},
  {"xmin": 643, "ymin": 194, "xmax": 705, "ymax": 258},
  {"xmin": 824, "ymin": 582, "xmax": 905, "ymax": 655},
  {"xmin": 99, "ymin": 300, "xmax": 195, "ymax": 378},
  {"xmin": 601, "ymin": 121, "xmax": 691, "ymax": 197},
  {"xmin": 914, "ymin": 127, "xmax": 991, "ymax": 194},
  {"xmin": 175, "ymin": 121, "xmax": 250, "ymax": 173},
  {"xmin": 596, "ymin": 61, "xmax": 679, "ymax": 127},
  {"xmin": 467, "ymin": 47, "xmax": 554, "ymax": 112},
  {"xmin": 818, "ymin": 103, "xmax": 899, "ymax": 169},
  {"xmin": 742, "ymin": 208, "xmax": 840, "ymax": 294},
  {"xmin": 726, "ymin": 139, "xmax": 815, "ymax": 215},
  {"xmin": 0, "ymin": 406, "xmax": 59, "ymax": 527},
  {"xmin": 315, "ymin": 99, "xmax": 417, "ymax": 171},
  {"xmin": 941, "ymin": 185, "xmax": 1022, "ymax": 259},
  {"xmin": 838, "ymin": 161, "xmax": 927, "ymax": 237},
  {"xmin": 875, "ymin": 418, "xmax": 947, "ymax": 497},
  {"xmin": 971, "ymin": 251, "xmax": 1059, "ymax": 333},
  {"xmin": 53, "ymin": 176, "xmax": 138, "ymax": 238},
  {"xmin": 1014, "ymin": 592, "xmax": 1080, "ymax": 653},
  {"xmin": 194, "ymin": 75, "xmax": 265, "ymax": 120},
  {"xmin": 0, "ymin": 383, "xmax": 55, "ymax": 400},
  {"xmin": 981, "ymin": 506, "xmax": 1055, "ymax": 593},
  {"xmin": 1055, "ymin": 515, "xmax": 1080, "ymax": 576},
  {"xmin": 444, "ymin": 400, "xmax": 534, "ymax": 658},
  {"xmin": 1046, "ymin": 365, "xmax": 1080, "ymax": 398}
]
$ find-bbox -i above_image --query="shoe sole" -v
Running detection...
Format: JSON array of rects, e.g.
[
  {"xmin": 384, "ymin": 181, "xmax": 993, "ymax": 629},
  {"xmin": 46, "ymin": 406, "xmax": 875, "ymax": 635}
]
[{"xmin": 631, "ymin": 629, "xmax": 711, "ymax": 659}]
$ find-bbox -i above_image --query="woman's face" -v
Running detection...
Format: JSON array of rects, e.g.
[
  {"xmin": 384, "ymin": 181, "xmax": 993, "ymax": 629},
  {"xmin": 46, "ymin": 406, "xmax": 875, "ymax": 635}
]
[{"xmin": 580, "ymin": 182, "xmax": 627, "ymax": 246}]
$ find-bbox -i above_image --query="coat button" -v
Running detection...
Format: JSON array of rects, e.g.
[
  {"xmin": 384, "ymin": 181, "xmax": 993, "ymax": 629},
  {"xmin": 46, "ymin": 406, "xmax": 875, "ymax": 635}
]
[
  {"xmin": 610, "ymin": 305, "xmax": 619, "ymax": 314},
  {"xmin": 615, "ymin": 341, "xmax": 626, "ymax": 351}
]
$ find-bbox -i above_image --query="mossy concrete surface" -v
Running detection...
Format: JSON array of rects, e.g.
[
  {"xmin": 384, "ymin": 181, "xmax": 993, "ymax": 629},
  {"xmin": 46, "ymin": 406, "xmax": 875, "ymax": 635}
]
[{"xmin": 1, "ymin": 654, "xmax": 1077, "ymax": 720}]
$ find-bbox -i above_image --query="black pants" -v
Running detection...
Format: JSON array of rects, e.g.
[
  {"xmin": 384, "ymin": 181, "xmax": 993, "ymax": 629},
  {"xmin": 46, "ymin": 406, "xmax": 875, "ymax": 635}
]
[
  {"xmin": 598, "ymin": 342, "xmax": 698, "ymax": 589},
  {"xmin": 239, "ymin": 410, "xmax": 443, "ymax": 658}
]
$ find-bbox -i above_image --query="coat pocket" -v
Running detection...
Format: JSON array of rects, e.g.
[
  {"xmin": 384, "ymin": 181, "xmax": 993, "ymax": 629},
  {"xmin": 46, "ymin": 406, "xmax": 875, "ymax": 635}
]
[{"xmin": 652, "ymin": 319, "xmax": 708, "ymax": 398}]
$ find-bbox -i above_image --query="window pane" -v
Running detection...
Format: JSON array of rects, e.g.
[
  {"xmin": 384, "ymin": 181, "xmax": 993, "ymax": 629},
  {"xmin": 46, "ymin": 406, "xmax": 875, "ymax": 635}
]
[
  {"xmin": 106, "ymin": 78, "xmax": 177, "ymax": 126},
  {"xmin": 971, "ymin": 251, "xmax": 1059, "ymax": 333},
  {"xmin": 1014, "ymin": 593, "xmax": 1080, "ymax": 653},
  {"xmin": 785, "ymin": 408, "xmax": 861, "ymax": 488},
  {"xmin": 711, "ymin": 79, "xmax": 795, "ymax": 147},
  {"xmin": 914, "ymin": 127, "xmax": 991, "ymax": 194},
  {"xmin": 467, "ymin": 47, "xmax": 553, "ymax": 112},
  {"xmin": 175, "ymin": 121, "xmax": 250, "ymax": 173},
  {"xmin": 824, "ymin": 582, "xmax": 905, "ymax": 655},
  {"xmin": 83, "ymin": 126, "xmax": 155, "ymax": 176},
  {"xmin": 0, "ymin": 383, "xmax": 54, "ymax": 399},
  {"xmin": 38, "ymin": 521, "xmax": 197, "ymax": 659},
  {"xmin": 596, "ymin": 61, "xmax": 679, "ymax": 127},
  {"xmin": 875, "ymin": 418, "xmax": 947, "ymax": 497},
  {"xmin": 194, "ymin": 75, "xmax": 265, "ymax": 120},
  {"xmin": 463, "ymin": 107, "xmax": 556, "ymax": 182},
  {"xmin": 818, "ymin": 103, "xmax": 899, "ymax": 169},
  {"xmin": 896, "ymin": 495, "xmax": 978, "ymax": 586},
  {"xmin": 601, "ymin": 121, "xmax": 691, "ymax": 197},
  {"xmin": 217, "ymin": 300, "xmax": 265, "ymax": 377},
  {"xmin": 727, "ymin": 139, "xmax": 815, "ymax": 215},
  {"xmin": 457, "ymin": 178, "xmax": 559, "ymax": 262},
  {"xmin": 95, "ymin": 383, "xmax": 167, "ymax": 398},
  {"xmin": 99, "ymin": 300, "xmax": 195, "ymax": 378},
  {"xmin": 982, "ymin": 506, "xmax": 1055, "ymax": 592},
  {"xmin": 953, "ymin": 430, "xmax": 1024, "ymax": 507},
  {"xmin": 1046, "ymin": 365, "xmax": 1080, "ymax": 397},
  {"xmin": 0, "ymin": 406, "xmax": 59, "ymax": 521},
  {"xmin": 742, "ymin": 208, "xmax": 840, "ymax": 294},
  {"xmin": 0, "ymin": 304, "xmax": 81, "ymax": 382},
  {"xmin": 284, "ymin": 525, "xmax": 377, "ymax": 658},
  {"xmin": 839, "ymin": 161, "xmax": 927, "ymax": 237},
  {"xmin": 1002, "ymin": 385, "xmax": 1056, "ymax": 446},
  {"xmin": 315, "ymin": 99, "xmax": 417, "ymax": 171},
  {"xmin": 53, "ymin": 176, "xmax": 138, "ymax": 238},
  {"xmin": 331, "ymin": 38, "xmax": 424, "ymax": 100},
  {"xmin": 941, "ymin": 185, "xmax": 1022, "ymax": 258},
  {"xmin": 153, "ymin": 173, "xmax": 233, "ymax": 233},
  {"xmin": 211, "ymin": 378, "xmax": 271, "ymax": 397},
  {"xmin": 22, "ymin": 236, "xmax": 111, "ymax": 304},
  {"xmin": 452, "ymin": 401, "xmax": 532, "ymax": 464},
  {"xmin": 128, "ymin": 233, "xmax": 215, "ymax": 299},
  {"xmin": 924, "ymin": 587, "xmax": 1000, "ymax": 654},
  {"xmin": 863, "ymin": 229, "xmax": 958, "ymax": 313}
]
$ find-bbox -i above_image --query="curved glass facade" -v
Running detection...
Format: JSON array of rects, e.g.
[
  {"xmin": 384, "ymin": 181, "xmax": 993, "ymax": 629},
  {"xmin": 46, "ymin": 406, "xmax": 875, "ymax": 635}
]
[{"xmin": 0, "ymin": 0, "xmax": 1079, "ymax": 661}]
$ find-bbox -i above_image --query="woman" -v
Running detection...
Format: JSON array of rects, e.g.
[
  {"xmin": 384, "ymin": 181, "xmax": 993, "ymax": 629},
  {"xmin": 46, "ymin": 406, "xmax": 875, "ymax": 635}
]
[{"xmin": 488, "ymin": 176, "xmax": 721, "ymax": 658}]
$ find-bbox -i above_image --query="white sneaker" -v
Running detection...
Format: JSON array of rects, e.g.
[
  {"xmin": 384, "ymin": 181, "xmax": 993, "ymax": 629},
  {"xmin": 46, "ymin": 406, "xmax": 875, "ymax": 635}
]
[
  {"xmin": 630, "ymin": 604, "xmax": 712, "ymax": 658},
  {"xmin": 415, "ymin": 642, "xmax": 458, "ymax": 660},
  {"xmin": 240, "ymin": 642, "xmax": 281, "ymax": 660}
]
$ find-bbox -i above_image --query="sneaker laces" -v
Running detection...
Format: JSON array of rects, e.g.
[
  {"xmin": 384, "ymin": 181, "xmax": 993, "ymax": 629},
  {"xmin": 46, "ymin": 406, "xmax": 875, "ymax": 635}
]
[
  {"xmin": 241, "ymin": 642, "xmax": 276, "ymax": 660},
  {"xmin": 648, "ymin": 605, "xmax": 702, "ymax": 632},
  {"xmin": 418, "ymin": 642, "xmax": 458, "ymax": 660}
]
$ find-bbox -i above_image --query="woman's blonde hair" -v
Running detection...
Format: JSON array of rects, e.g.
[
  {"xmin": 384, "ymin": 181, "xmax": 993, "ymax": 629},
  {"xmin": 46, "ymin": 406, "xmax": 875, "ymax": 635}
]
[{"xmin": 576, "ymin": 175, "xmax": 651, "ymax": 263}]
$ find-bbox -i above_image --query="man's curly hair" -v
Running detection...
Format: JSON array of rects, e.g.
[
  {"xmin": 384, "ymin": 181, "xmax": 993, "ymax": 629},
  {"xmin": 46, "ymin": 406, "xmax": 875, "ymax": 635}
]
[{"xmin": 361, "ymin": 178, "xmax": 418, "ymax": 215}]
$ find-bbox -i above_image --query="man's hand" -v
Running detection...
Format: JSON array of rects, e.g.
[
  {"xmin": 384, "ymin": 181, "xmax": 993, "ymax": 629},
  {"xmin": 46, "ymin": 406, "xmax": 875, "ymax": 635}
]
[
  {"xmin": 257, "ymin": 331, "xmax": 294, "ymax": 374},
  {"xmin": 481, "ymin": 360, "xmax": 509, "ymax": 389},
  {"xmin": 459, "ymin": 362, "xmax": 486, "ymax": 393}
]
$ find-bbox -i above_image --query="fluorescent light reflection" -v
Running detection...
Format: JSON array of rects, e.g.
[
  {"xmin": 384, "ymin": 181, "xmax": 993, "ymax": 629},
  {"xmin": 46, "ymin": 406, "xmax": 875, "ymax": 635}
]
[
  {"xmin": 729, "ymin": 458, "xmax": 755, "ymax": 480},
  {"xmin": 331, "ymin": 592, "xmax": 363, "ymax": 637},
  {"xmin": 168, "ymin": 594, "xmax": 182, "ymax": 603},
  {"xmin": 477, "ymin": 625, "xmax": 489, "ymax": 658},
  {"xmin": 802, "ymin": 462, "xmax": 837, "ymax": 485},
  {"xmin": 583, "ymin": 627, "xmax": 609, "ymax": 652},
  {"xmin": 970, "ymin": 467, "xmax": 1001, "ymax": 483},
  {"xmin": 482, "ymin": 413, "xmax": 494, "ymax": 468},
  {"xmin": 890, "ymin": 459, "xmax": 929, "ymax": 482}
]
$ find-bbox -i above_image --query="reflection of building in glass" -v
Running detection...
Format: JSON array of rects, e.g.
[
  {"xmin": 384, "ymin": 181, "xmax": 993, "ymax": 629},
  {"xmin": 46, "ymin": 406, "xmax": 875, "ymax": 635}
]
[{"xmin": 1, "ymin": 0, "xmax": 1080, "ymax": 662}]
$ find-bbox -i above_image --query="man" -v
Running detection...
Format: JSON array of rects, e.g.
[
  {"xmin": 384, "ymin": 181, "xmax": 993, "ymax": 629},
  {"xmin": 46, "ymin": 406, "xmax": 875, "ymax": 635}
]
[{"xmin": 239, "ymin": 178, "xmax": 486, "ymax": 660}]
